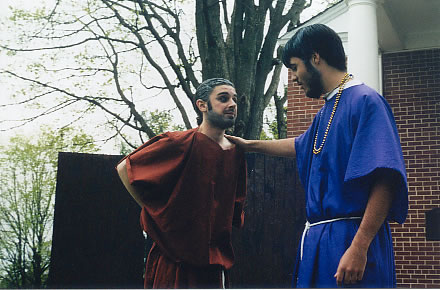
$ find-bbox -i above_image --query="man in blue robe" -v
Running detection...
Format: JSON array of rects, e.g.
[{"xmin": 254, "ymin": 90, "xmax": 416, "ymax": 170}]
[{"xmin": 226, "ymin": 24, "xmax": 408, "ymax": 287}]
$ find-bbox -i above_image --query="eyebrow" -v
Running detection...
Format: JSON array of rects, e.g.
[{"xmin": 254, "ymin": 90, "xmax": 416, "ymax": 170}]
[{"xmin": 217, "ymin": 91, "xmax": 237, "ymax": 97}]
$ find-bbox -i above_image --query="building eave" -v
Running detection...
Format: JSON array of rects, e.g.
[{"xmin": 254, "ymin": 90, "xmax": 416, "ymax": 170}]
[{"xmin": 278, "ymin": 0, "xmax": 346, "ymax": 46}]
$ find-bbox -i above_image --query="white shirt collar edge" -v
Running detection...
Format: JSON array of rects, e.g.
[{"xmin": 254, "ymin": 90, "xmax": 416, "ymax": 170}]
[{"xmin": 323, "ymin": 79, "xmax": 363, "ymax": 101}]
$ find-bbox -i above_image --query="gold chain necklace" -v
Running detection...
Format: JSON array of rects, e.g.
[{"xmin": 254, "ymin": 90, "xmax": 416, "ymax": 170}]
[{"xmin": 313, "ymin": 73, "xmax": 352, "ymax": 155}]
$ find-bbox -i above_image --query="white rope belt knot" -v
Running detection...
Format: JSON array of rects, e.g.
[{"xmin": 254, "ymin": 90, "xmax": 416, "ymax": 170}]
[{"xmin": 300, "ymin": 216, "xmax": 362, "ymax": 260}]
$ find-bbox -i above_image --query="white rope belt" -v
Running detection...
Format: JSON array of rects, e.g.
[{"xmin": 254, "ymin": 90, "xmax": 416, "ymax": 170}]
[{"xmin": 300, "ymin": 216, "xmax": 362, "ymax": 260}]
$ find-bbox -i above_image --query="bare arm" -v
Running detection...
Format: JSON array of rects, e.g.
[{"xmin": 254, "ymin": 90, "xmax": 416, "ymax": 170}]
[
  {"xmin": 334, "ymin": 171, "xmax": 397, "ymax": 285},
  {"xmin": 225, "ymin": 135, "xmax": 296, "ymax": 158},
  {"xmin": 116, "ymin": 159, "xmax": 146, "ymax": 208}
]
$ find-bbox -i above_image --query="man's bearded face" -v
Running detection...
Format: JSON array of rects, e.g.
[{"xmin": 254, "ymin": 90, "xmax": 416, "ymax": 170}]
[
  {"xmin": 206, "ymin": 100, "xmax": 236, "ymax": 129},
  {"xmin": 288, "ymin": 56, "xmax": 325, "ymax": 99},
  {"xmin": 204, "ymin": 85, "xmax": 237, "ymax": 129},
  {"xmin": 303, "ymin": 60, "xmax": 325, "ymax": 99}
]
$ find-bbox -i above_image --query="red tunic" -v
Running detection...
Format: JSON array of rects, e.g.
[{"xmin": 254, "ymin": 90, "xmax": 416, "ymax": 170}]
[{"xmin": 123, "ymin": 128, "xmax": 247, "ymax": 288}]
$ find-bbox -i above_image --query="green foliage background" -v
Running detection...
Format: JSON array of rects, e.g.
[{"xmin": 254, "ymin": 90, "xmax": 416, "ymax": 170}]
[{"xmin": 0, "ymin": 127, "xmax": 98, "ymax": 288}]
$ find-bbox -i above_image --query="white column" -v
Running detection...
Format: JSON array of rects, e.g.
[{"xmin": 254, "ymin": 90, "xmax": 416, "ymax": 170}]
[{"xmin": 345, "ymin": 0, "xmax": 380, "ymax": 91}]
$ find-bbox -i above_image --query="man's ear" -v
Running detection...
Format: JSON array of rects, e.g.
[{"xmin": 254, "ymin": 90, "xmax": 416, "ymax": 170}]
[
  {"xmin": 196, "ymin": 99, "xmax": 208, "ymax": 112},
  {"xmin": 312, "ymin": 52, "xmax": 320, "ymax": 65}
]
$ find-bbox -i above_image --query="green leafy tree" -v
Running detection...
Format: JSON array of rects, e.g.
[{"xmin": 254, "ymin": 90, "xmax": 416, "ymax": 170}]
[
  {"xmin": 0, "ymin": 127, "xmax": 98, "ymax": 288},
  {"xmin": 145, "ymin": 109, "xmax": 186, "ymax": 136},
  {"xmin": 1, "ymin": 0, "xmax": 314, "ymax": 146},
  {"xmin": 118, "ymin": 109, "xmax": 185, "ymax": 154}
]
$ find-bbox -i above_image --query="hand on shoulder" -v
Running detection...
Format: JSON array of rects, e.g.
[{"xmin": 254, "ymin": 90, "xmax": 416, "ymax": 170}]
[{"xmin": 225, "ymin": 134, "xmax": 251, "ymax": 151}]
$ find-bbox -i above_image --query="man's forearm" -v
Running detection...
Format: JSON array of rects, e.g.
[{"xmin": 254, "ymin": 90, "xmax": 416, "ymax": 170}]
[
  {"xmin": 117, "ymin": 159, "xmax": 145, "ymax": 207},
  {"xmin": 335, "ymin": 172, "xmax": 396, "ymax": 285},
  {"xmin": 351, "ymin": 177, "xmax": 394, "ymax": 251},
  {"xmin": 226, "ymin": 135, "xmax": 296, "ymax": 157},
  {"xmin": 249, "ymin": 138, "xmax": 296, "ymax": 157}
]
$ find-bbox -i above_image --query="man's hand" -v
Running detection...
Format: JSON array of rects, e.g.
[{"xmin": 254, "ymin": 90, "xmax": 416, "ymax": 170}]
[
  {"xmin": 334, "ymin": 244, "xmax": 368, "ymax": 286},
  {"xmin": 224, "ymin": 134, "xmax": 252, "ymax": 151},
  {"xmin": 334, "ymin": 169, "xmax": 397, "ymax": 286}
]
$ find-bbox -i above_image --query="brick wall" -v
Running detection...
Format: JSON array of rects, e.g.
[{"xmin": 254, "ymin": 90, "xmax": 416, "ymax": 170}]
[
  {"xmin": 382, "ymin": 49, "xmax": 440, "ymax": 288},
  {"xmin": 286, "ymin": 48, "xmax": 440, "ymax": 287}
]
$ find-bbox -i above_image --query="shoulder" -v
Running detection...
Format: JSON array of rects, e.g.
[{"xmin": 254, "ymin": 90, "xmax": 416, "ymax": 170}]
[
  {"xmin": 163, "ymin": 128, "xmax": 198, "ymax": 143},
  {"xmin": 148, "ymin": 128, "xmax": 197, "ymax": 150},
  {"xmin": 345, "ymin": 83, "xmax": 380, "ymax": 100},
  {"xmin": 129, "ymin": 128, "xmax": 197, "ymax": 157},
  {"xmin": 344, "ymin": 83, "xmax": 390, "ymax": 110}
]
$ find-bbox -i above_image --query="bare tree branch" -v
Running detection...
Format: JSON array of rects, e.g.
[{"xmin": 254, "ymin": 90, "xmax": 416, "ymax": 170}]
[{"xmin": 2, "ymin": 0, "xmax": 311, "ymax": 147}]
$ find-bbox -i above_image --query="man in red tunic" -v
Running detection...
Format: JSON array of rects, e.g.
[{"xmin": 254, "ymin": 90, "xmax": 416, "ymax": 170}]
[{"xmin": 116, "ymin": 78, "xmax": 247, "ymax": 288}]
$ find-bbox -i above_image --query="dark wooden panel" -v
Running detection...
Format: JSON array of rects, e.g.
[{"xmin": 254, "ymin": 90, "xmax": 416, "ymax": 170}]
[
  {"xmin": 48, "ymin": 152, "xmax": 305, "ymax": 288},
  {"xmin": 230, "ymin": 153, "xmax": 306, "ymax": 288},
  {"xmin": 48, "ymin": 152, "xmax": 144, "ymax": 289}
]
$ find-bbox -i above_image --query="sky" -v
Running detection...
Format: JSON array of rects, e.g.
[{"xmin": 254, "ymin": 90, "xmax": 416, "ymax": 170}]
[{"xmin": 0, "ymin": 0, "xmax": 329, "ymax": 154}]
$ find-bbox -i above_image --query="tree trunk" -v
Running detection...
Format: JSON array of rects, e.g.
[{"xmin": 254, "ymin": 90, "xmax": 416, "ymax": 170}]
[
  {"xmin": 32, "ymin": 247, "xmax": 42, "ymax": 288},
  {"xmin": 274, "ymin": 94, "xmax": 287, "ymax": 139},
  {"xmin": 196, "ymin": 0, "xmax": 230, "ymax": 80},
  {"xmin": 195, "ymin": 0, "xmax": 307, "ymax": 139}
]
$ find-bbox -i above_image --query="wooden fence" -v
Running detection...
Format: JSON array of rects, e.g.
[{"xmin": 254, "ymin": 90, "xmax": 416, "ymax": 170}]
[
  {"xmin": 47, "ymin": 152, "xmax": 306, "ymax": 288},
  {"xmin": 230, "ymin": 153, "xmax": 305, "ymax": 288}
]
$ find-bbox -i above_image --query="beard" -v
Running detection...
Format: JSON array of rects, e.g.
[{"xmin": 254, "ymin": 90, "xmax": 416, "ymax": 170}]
[
  {"xmin": 206, "ymin": 102, "xmax": 236, "ymax": 129},
  {"xmin": 304, "ymin": 61, "xmax": 325, "ymax": 99}
]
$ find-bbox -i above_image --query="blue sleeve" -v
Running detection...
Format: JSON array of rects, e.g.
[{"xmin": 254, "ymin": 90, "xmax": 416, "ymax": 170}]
[
  {"xmin": 344, "ymin": 93, "xmax": 408, "ymax": 223},
  {"xmin": 295, "ymin": 113, "xmax": 320, "ymax": 189}
]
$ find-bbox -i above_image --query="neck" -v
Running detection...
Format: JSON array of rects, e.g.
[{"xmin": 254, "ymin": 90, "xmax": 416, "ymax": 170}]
[
  {"xmin": 197, "ymin": 122, "xmax": 226, "ymax": 143},
  {"xmin": 322, "ymin": 70, "xmax": 348, "ymax": 94}
]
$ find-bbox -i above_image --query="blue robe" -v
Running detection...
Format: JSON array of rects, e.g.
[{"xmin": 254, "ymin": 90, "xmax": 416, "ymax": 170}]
[{"xmin": 293, "ymin": 82, "xmax": 408, "ymax": 288}]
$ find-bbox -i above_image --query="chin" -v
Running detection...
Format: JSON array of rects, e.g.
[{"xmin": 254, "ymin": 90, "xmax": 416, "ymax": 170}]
[
  {"xmin": 307, "ymin": 95, "xmax": 322, "ymax": 99},
  {"xmin": 305, "ymin": 89, "xmax": 323, "ymax": 99},
  {"xmin": 305, "ymin": 92, "xmax": 321, "ymax": 99},
  {"xmin": 222, "ymin": 120, "xmax": 236, "ymax": 129}
]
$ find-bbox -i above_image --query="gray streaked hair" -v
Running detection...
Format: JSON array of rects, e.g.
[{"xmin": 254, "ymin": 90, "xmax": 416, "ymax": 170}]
[{"xmin": 195, "ymin": 78, "xmax": 235, "ymax": 103}]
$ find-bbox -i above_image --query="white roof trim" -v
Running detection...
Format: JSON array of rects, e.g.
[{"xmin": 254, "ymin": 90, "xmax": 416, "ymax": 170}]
[{"xmin": 278, "ymin": 1, "xmax": 347, "ymax": 46}]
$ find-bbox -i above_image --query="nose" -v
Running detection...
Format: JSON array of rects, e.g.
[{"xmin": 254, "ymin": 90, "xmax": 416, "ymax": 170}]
[
  {"xmin": 228, "ymin": 98, "xmax": 237, "ymax": 108},
  {"xmin": 291, "ymin": 72, "xmax": 298, "ymax": 83}
]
